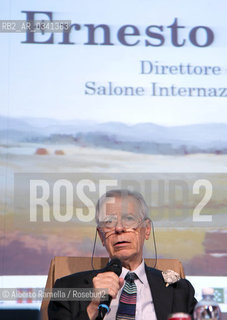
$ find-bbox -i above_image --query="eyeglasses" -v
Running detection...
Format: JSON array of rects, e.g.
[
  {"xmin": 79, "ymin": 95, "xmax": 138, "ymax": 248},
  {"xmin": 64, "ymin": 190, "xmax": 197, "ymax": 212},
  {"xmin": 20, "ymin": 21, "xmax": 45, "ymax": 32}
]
[{"xmin": 98, "ymin": 214, "xmax": 146, "ymax": 231}]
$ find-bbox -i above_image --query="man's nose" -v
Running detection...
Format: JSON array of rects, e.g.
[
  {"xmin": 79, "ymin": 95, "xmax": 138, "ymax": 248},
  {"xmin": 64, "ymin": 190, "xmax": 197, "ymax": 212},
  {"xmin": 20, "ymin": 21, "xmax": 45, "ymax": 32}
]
[{"xmin": 115, "ymin": 219, "xmax": 124, "ymax": 233}]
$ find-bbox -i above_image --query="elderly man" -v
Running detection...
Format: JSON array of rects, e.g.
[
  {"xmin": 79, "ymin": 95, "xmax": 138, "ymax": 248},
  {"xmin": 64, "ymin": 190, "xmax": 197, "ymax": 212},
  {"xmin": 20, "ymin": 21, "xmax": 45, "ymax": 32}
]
[{"xmin": 48, "ymin": 189, "xmax": 196, "ymax": 320}]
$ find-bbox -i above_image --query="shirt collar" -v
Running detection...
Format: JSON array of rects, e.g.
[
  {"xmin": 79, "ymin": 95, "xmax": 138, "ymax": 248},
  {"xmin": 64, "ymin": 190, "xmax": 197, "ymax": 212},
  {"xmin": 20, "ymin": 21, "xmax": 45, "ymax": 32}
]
[{"xmin": 120, "ymin": 259, "xmax": 147, "ymax": 284}]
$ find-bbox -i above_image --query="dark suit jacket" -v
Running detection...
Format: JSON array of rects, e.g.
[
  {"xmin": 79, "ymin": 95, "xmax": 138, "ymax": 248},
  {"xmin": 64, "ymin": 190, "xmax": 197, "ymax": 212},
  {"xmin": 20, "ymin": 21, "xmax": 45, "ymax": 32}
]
[{"xmin": 48, "ymin": 265, "xmax": 197, "ymax": 320}]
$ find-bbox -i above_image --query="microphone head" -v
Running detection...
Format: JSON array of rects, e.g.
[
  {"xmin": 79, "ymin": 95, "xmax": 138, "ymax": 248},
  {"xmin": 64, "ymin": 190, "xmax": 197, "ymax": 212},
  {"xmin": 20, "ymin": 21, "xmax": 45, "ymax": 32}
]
[{"xmin": 105, "ymin": 258, "xmax": 122, "ymax": 276}]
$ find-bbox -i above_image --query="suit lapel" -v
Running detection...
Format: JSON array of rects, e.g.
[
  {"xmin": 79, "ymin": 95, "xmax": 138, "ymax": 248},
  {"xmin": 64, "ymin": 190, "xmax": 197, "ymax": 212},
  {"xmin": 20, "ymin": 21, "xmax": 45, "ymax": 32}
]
[
  {"xmin": 79, "ymin": 265, "xmax": 173, "ymax": 320},
  {"xmin": 82, "ymin": 268, "xmax": 105, "ymax": 286},
  {"xmin": 145, "ymin": 265, "xmax": 173, "ymax": 320},
  {"xmin": 78, "ymin": 270, "xmax": 102, "ymax": 312},
  {"xmin": 83, "ymin": 271, "xmax": 97, "ymax": 286}
]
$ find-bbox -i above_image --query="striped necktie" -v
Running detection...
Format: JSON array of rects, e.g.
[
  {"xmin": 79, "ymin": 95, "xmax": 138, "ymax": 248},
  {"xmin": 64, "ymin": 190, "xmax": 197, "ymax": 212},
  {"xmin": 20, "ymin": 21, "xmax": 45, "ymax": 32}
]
[{"xmin": 116, "ymin": 272, "xmax": 138, "ymax": 320}]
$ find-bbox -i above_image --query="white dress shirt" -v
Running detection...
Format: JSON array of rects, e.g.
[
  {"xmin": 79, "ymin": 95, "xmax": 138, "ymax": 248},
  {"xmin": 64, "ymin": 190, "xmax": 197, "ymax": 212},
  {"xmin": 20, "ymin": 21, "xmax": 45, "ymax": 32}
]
[{"xmin": 105, "ymin": 260, "xmax": 157, "ymax": 320}]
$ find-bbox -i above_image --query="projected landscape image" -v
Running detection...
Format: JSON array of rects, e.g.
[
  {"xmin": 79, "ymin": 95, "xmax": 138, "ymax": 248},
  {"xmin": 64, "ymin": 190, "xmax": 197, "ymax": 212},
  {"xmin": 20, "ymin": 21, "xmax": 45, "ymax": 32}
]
[
  {"xmin": 0, "ymin": 116, "xmax": 226, "ymax": 276},
  {"xmin": 1, "ymin": 116, "xmax": 227, "ymax": 155}
]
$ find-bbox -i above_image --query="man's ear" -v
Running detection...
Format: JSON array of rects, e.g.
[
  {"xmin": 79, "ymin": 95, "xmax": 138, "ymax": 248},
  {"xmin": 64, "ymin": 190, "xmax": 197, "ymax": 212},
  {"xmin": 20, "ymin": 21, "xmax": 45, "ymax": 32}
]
[
  {"xmin": 97, "ymin": 228, "xmax": 105, "ymax": 246},
  {"xmin": 145, "ymin": 219, "xmax": 151, "ymax": 240}
]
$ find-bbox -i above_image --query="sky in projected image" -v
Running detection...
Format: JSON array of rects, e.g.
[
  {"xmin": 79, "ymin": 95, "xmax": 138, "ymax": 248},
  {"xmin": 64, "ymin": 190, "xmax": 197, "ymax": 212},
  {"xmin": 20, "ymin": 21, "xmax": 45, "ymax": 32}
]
[{"xmin": 1, "ymin": 0, "xmax": 227, "ymax": 126}]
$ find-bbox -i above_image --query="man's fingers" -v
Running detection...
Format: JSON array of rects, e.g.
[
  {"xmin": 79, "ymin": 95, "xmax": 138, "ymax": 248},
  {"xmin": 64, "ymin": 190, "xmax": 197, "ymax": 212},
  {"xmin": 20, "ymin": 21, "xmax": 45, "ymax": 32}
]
[
  {"xmin": 92, "ymin": 271, "xmax": 121, "ymax": 298},
  {"xmin": 119, "ymin": 277, "xmax": 124, "ymax": 288}
]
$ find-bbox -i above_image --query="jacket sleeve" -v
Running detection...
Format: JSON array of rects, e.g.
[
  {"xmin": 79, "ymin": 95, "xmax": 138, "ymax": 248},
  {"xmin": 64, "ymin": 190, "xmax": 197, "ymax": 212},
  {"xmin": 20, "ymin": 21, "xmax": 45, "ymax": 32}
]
[
  {"xmin": 185, "ymin": 279, "xmax": 197, "ymax": 317},
  {"xmin": 172, "ymin": 278, "xmax": 197, "ymax": 318},
  {"xmin": 47, "ymin": 278, "xmax": 90, "ymax": 320}
]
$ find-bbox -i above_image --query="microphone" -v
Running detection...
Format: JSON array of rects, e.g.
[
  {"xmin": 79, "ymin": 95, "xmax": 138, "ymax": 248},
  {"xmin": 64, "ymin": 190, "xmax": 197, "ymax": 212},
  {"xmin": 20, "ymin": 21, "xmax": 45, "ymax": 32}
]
[{"xmin": 97, "ymin": 258, "xmax": 122, "ymax": 320}]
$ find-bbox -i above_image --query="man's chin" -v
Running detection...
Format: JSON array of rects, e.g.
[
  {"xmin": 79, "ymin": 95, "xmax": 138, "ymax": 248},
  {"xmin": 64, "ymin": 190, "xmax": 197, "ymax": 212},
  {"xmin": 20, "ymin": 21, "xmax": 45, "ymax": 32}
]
[{"xmin": 110, "ymin": 249, "xmax": 134, "ymax": 261}]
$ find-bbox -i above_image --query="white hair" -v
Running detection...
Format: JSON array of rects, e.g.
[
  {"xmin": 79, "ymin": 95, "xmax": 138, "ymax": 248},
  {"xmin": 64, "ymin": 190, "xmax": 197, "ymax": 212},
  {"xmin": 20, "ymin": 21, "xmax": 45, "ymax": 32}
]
[{"xmin": 95, "ymin": 189, "xmax": 149, "ymax": 224}]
